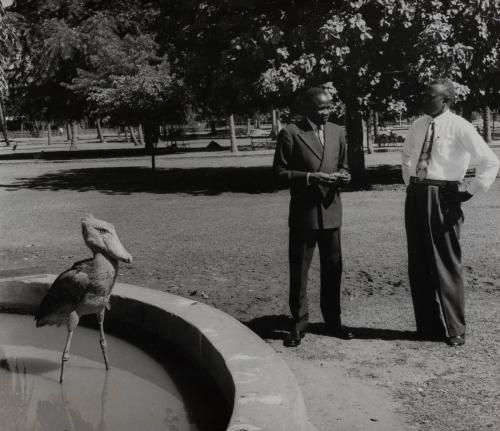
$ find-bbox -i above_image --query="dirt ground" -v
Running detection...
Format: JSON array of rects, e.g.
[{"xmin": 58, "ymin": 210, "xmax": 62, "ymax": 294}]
[{"xmin": 0, "ymin": 151, "xmax": 499, "ymax": 431}]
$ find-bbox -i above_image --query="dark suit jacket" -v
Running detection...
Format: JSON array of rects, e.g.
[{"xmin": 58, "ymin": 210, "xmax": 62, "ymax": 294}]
[{"xmin": 273, "ymin": 119, "xmax": 349, "ymax": 230}]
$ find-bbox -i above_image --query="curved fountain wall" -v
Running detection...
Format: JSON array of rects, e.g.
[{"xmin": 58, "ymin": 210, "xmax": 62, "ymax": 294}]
[{"xmin": 0, "ymin": 273, "xmax": 317, "ymax": 431}]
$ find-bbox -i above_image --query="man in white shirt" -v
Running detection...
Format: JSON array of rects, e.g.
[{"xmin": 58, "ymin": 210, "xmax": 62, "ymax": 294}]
[{"xmin": 402, "ymin": 78, "xmax": 499, "ymax": 346}]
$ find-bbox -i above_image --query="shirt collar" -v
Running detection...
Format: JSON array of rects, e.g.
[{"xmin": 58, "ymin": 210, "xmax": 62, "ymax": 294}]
[
  {"xmin": 428, "ymin": 108, "xmax": 451, "ymax": 122},
  {"xmin": 307, "ymin": 117, "xmax": 323, "ymax": 131}
]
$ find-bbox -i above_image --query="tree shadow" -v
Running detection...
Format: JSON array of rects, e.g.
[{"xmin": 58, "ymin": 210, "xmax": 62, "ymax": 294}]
[
  {"xmin": 4, "ymin": 166, "xmax": 285, "ymax": 196},
  {"xmin": 364, "ymin": 164, "xmax": 404, "ymax": 186},
  {"xmin": 3, "ymin": 165, "xmax": 404, "ymax": 196}
]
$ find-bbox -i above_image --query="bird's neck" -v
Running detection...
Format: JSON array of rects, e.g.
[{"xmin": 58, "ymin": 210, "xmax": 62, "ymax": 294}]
[{"xmin": 92, "ymin": 252, "xmax": 119, "ymax": 274}]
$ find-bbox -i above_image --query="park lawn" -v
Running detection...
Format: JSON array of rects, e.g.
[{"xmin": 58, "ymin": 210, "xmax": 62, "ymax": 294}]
[{"xmin": 0, "ymin": 155, "xmax": 499, "ymax": 430}]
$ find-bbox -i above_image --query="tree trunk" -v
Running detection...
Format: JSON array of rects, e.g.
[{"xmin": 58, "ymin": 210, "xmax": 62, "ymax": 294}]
[
  {"xmin": 66, "ymin": 123, "xmax": 71, "ymax": 141},
  {"xmin": 482, "ymin": 106, "xmax": 491, "ymax": 143},
  {"xmin": 143, "ymin": 122, "xmax": 159, "ymax": 170},
  {"xmin": 246, "ymin": 118, "xmax": 252, "ymax": 136},
  {"xmin": 70, "ymin": 120, "xmax": 78, "ymax": 150},
  {"xmin": 96, "ymin": 118, "xmax": 107, "ymax": 143},
  {"xmin": 124, "ymin": 126, "xmax": 130, "ymax": 144},
  {"xmin": 138, "ymin": 124, "xmax": 145, "ymax": 146},
  {"xmin": 47, "ymin": 122, "xmax": 52, "ymax": 145},
  {"xmin": 0, "ymin": 93, "xmax": 10, "ymax": 146},
  {"xmin": 462, "ymin": 105, "xmax": 473, "ymax": 122},
  {"xmin": 229, "ymin": 114, "xmax": 238, "ymax": 153},
  {"xmin": 493, "ymin": 112, "xmax": 497, "ymax": 140},
  {"xmin": 271, "ymin": 109, "xmax": 278, "ymax": 137},
  {"xmin": 276, "ymin": 110, "xmax": 282, "ymax": 133},
  {"xmin": 366, "ymin": 114, "xmax": 373, "ymax": 154},
  {"xmin": 128, "ymin": 126, "xmax": 139, "ymax": 146},
  {"xmin": 210, "ymin": 119, "xmax": 216, "ymax": 135},
  {"xmin": 345, "ymin": 105, "xmax": 367, "ymax": 188},
  {"xmin": 373, "ymin": 111, "xmax": 379, "ymax": 142}
]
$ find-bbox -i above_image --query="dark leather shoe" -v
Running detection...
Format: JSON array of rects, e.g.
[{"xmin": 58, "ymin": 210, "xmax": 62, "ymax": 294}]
[
  {"xmin": 327, "ymin": 326, "xmax": 354, "ymax": 340},
  {"xmin": 284, "ymin": 331, "xmax": 305, "ymax": 347},
  {"xmin": 447, "ymin": 334, "xmax": 465, "ymax": 347}
]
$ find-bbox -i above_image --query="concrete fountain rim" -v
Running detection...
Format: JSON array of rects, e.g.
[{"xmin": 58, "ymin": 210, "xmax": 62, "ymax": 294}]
[{"xmin": 0, "ymin": 272, "xmax": 317, "ymax": 431}]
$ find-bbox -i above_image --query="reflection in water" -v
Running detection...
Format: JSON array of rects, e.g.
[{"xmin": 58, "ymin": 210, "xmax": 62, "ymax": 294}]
[
  {"xmin": 0, "ymin": 314, "xmax": 201, "ymax": 431},
  {"xmin": 0, "ymin": 354, "xmax": 34, "ymax": 431}
]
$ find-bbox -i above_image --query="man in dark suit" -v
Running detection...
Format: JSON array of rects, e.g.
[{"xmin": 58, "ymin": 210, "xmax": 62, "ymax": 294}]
[{"xmin": 273, "ymin": 87, "xmax": 353, "ymax": 347}]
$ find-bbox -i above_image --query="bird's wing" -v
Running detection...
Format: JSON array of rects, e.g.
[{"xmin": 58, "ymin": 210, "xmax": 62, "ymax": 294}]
[
  {"xmin": 70, "ymin": 258, "xmax": 93, "ymax": 272},
  {"xmin": 35, "ymin": 267, "xmax": 90, "ymax": 322}
]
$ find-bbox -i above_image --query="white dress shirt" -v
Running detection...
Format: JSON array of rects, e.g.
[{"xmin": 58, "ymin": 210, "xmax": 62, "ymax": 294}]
[{"xmin": 402, "ymin": 109, "xmax": 499, "ymax": 194}]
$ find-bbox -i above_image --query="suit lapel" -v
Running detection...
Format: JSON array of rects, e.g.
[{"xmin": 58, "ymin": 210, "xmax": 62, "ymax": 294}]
[
  {"xmin": 319, "ymin": 123, "xmax": 339, "ymax": 171},
  {"xmin": 297, "ymin": 120, "xmax": 324, "ymax": 161}
]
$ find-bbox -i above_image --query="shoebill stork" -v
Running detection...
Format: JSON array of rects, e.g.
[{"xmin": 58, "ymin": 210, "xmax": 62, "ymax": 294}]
[{"xmin": 35, "ymin": 214, "xmax": 132, "ymax": 383}]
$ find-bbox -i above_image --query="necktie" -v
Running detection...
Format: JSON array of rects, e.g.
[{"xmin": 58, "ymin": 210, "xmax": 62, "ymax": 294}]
[
  {"xmin": 317, "ymin": 125, "xmax": 324, "ymax": 147},
  {"xmin": 416, "ymin": 120, "xmax": 435, "ymax": 180}
]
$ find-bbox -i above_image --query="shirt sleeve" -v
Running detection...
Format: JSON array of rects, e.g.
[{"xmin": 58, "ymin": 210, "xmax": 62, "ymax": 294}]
[
  {"xmin": 458, "ymin": 121, "xmax": 499, "ymax": 194},
  {"xmin": 401, "ymin": 123, "xmax": 413, "ymax": 186}
]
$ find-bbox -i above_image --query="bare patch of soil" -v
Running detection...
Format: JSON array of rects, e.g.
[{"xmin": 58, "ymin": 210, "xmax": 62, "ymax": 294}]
[{"xmin": 1, "ymin": 155, "xmax": 499, "ymax": 431}]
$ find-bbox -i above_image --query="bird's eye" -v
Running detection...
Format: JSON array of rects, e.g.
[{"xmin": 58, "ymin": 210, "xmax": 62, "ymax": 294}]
[{"xmin": 97, "ymin": 228, "xmax": 107, "ymax": 234}]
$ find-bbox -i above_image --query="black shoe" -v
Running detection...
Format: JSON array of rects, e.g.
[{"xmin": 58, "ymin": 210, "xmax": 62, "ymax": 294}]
[
  {"xmin": 326, "ymin": 325, "xmax": 354, "ymax": 340},
  {"xmin": 284, "ymin": 331, "xmax": 305, "ymax": 347},
  {"xmin": 447, "ymin": 334, "xmax": 465, "ymax": 347}
]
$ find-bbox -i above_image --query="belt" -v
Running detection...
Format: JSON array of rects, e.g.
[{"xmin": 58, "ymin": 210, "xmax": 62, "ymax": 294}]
[{"xmin": 409, "ymin": 177, "xmax": 459, "ymax": 187}]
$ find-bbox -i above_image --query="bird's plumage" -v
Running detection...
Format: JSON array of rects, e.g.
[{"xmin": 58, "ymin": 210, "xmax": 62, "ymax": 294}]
[
  {"xmin": 35, "ymin": 214, "xmax": 132, "ymax": 328},
  {"xmin": 34, "ymin": 214, "xmax": 132, "ymax": 382},
  {"xmin": 35, "ymin": 257, "xmax": 116, "ymax": 327}
]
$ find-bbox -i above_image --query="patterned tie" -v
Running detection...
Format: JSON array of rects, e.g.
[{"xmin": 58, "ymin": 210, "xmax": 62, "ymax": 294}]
[{"xmin": 416, "ymin": 119, "xmax": 435, "ymax": 180}]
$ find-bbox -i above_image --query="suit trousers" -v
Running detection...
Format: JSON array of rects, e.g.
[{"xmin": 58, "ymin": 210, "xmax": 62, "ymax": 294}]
[
  {"xmin": 289, "ymin": 227, "xmax": 342, "ymax": 333},
  {"xmin": 405, "ymin": 183, "xmax": 465, "ymax": 337}
]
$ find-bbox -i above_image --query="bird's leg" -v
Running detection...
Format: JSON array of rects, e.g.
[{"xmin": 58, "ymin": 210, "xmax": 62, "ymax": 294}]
[
  {"xmin": 97, "ymin": 308, "xmax": 110, "ymax": 370},
  {"xmin": 60, "ymin": 312, "xmax": 79, "ymax": 384}
]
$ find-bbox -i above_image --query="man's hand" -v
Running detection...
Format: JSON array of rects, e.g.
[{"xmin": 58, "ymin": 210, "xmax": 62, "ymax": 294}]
[
  {"xmin": 333, "ymin": 172, "xmax": 351, "ymax": 187},
  {"xmin": 310, "ymin": 172, "xmax": 351, "ymax": 187},
  {"xmin": 439, "ymin": 189, "xmax": 473, "ymax": 205},
  {"xmin": 309, "ymin": 172, "xmax": 337, "ymax": 186}
]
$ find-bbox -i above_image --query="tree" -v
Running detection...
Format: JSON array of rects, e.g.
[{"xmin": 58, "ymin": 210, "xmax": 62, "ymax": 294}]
[
  {"xmin": 0, "ymin": 3, "xmax": 17, "ymax": 146},
  {"xmin": 9, "ymin": 0, "xmax": 91, "ymax": 140},
  {"xmin": 238, "ymin": 1, "xmax": 420, "ymax": 185},
  {"xmin": 252, "ymin": 0, "xmax": 500, "ymax": 185},
  {"xmin": 158, "ymin": 1, "xmax": 292, "ymax": 153},
  {"xmin": 67, "ymin": 11, "xmax": 189, "ymax": 154},
  {"xmin": 10, "ymin": 0, "xmax": 188, "ymax": 153},
  {"xmin": 406, "ymin": 0, "xmax": 500, "ymax": 140}
]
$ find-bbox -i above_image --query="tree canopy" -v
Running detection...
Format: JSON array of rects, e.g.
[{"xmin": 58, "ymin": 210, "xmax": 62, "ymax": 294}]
[
  {"xmin": 9, "ymin": 0, "xmax": 188, "ymax": 131},
  {"xmin": 3, "ymin": 1, "xmax": 500, "ymax": 180}
]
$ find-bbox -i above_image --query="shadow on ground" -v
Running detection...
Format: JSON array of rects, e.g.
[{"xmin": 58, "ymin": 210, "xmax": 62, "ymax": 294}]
[
  {"xmin": 3, "ymin": 165, "xmax": 403, "ymax": 195},
  {"xmin": 244, "ymin": 314, "xmax": 291, "ymax": 341},
  {"xmin": 245, "ymin": 314, "xmax": 419, "ymax": 342}
]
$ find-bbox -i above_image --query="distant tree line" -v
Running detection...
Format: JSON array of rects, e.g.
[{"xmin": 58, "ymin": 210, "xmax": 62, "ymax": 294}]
[{"xmin": 1, "ymin": 0, "xmax": 500, "ymax": 184}]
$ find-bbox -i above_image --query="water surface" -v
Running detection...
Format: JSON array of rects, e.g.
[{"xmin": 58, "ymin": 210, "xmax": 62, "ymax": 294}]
[{"xmin": 0, "ymin": 313, "xmax": 201, "ymax": 431}]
